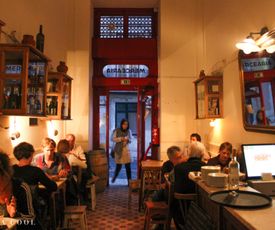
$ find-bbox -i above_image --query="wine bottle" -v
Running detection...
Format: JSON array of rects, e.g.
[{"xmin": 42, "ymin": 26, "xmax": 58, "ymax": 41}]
[
  {"xmin": 36, "ymin": 25, "xmax": 44, "ymax": 52},
  {"xmin": 228, "ymin": 149, "xmax": 240, "ymax": 191}
]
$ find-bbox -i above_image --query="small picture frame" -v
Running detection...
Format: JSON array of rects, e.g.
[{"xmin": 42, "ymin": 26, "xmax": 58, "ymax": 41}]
[{"xmin": 29, "ymin": 117, "xmax": 38, "ymax": 126}]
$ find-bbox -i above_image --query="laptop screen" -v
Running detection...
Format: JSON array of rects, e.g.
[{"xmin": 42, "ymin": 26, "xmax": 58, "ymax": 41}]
[{"xmin": 242, "ymin": 143, "xmax": 275, "ymax": 179}]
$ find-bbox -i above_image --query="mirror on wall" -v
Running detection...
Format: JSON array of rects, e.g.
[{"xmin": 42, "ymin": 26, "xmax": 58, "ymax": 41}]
[{"xmin": 239, "ymin": 51, "xmax": 275, "ymax": 134}]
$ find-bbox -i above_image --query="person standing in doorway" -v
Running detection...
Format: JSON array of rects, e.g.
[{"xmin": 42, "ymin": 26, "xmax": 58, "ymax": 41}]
[{"xmin": 111, "ymin": 118, "xmax": 132, "ymax": 185}]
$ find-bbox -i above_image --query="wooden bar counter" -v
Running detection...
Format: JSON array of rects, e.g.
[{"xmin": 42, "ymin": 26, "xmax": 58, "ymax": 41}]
[{"xmin": 196, "ymin": 180, "xmax": 275, "ymax": 230}]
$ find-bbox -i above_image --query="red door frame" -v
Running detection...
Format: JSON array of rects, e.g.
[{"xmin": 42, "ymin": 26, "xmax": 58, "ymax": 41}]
[{"xmin": 93, "ymin": 83, "xmax": 158, "ymax": 178}]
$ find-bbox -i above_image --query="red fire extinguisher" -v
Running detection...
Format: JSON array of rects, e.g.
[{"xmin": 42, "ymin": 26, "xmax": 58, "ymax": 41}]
[{"xmin": 152, "ymin": 127, "xmax": 160, "ymax": 146}]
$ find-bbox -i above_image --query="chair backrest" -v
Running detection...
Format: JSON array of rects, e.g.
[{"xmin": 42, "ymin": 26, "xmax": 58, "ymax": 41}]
[
  {"xmin": 183, "ymin": 201, "xmax": 214, "ymax": 230},
  {"xmin": 173, "ymin": 192, "xmax": 197, "ymax": 224},
  {"xmin": 144, "ymin": 169, "xmax": 162, "ymax": 190}
]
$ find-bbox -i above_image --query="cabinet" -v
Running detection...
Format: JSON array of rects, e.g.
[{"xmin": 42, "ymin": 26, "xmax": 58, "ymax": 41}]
[
  {"xmin": 0, "ymin": 44, "xmax": 49, "ymax": 116},
  {"xmin": 194, "ymin": 72, "xmax": 223, "ymax": 119},
  {"xmin": 46, "ymin": 71, "xmax": 72, "ymax": 120}
]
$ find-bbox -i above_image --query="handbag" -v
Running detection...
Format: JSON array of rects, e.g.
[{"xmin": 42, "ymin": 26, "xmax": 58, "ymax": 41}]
[{"xmin": 110, "ymin": 149, "xmax": 115, "ymax": 158}]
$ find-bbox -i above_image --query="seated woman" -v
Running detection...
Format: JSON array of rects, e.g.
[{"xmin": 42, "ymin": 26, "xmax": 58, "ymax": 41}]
[
  {"xmin": 12, "ymin": 142, "xmax": 57, "ymax": 226},
  {"xmin": 57, "ymin": 139, "xmax": 79, "ymax": 205},
  {"xmin": 0, "ymin": 151, "xmax": 38, "ymax": 229},
  {"xmin": 207, "ymin": 142, "xmax": 232, "ymax": 171},
  {"xmin": 173, "ymin": 142, "xmax": 206, "ymax": 229},
  {"xmin": 174, "ymin": 142, "xmax": 206, "ymax": 194},
  {"xmin": 32, "ymin": 138, "xmax": 70, "ymax": 179}
]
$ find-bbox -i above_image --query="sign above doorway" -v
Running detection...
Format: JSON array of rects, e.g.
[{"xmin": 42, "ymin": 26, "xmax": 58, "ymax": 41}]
[{"xmin": 103, "ymin": 64, "xmax": 149, "ymax": 78}]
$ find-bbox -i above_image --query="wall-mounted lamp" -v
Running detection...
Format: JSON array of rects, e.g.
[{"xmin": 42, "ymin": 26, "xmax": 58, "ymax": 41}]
[
  {"xmin": 209, "ymin": 119, "xmax": 218, "ymax": 127},
  {"xmin": 235, "ymin": 27, "xmax": 275, "ymax": 54}
]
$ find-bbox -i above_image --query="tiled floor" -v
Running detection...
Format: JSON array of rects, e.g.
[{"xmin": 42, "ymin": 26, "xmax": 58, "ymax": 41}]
[
  {"xmin": 87, "ymin": 185, "xmax": 144, "ymax": 229},
  {"xmin": 67, "ymin": 185, "xmax": 176, "ymax": 230}
]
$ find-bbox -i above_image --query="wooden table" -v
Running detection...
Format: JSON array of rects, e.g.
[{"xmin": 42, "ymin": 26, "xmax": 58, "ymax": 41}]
[
  {"xmin": 39, "ymin": 178, "xmax": 67, "ymax": 229},
  {"xmin": 138, "ymin": 160, "xmax": 163, "ymax": 211},
  {"xmin": 195, "ymin": 179, "xmax": 274, "ymax": 230}
]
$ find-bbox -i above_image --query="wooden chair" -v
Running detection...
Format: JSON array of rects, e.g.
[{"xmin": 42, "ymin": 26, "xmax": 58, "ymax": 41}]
[
  {"xmin": 143, "ymin": 174, "xmax": 173, "ymax": 230},
  {"xmin": 86, "ymin": 181, "xmax": 96, "ymax": 210},
  {"xmin": 128, "ymin": 179, "xmax": 141, "ymax": 207},
  {"xmin": 63, "ymin": 205, "xmax": 88, "ymax": 230},
  {"xmin": 173, "ymin": 192, "xmax": 197, "ymax": 228}
]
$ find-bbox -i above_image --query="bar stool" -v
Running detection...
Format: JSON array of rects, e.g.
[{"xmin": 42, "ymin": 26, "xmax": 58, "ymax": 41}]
[{"xmin": 63, "ymin": 205, "xmax": 87, "ymax": 230}]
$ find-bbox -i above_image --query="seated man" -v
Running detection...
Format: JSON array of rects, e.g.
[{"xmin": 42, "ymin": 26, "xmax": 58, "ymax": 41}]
[
  {"xmin": 152, "ymin": 146, "xmax": 183, "ymax": 202},
  {"xmin": 65, "ymin": 134, "xmax": 98, "ymax": 204},
  {"xmin": 190, "ymin": 133, "xmax": 210, "ymax": 162},
  {"xmin": 161, "ymin": 146, "xmax": 183, "ymax": 182},
  {"xmin": 207, "ymin": 142, "xmax": 232, "ymax": 171},
  {"xmin": 65, "ymin": 134, "xmax": 87, "ymax": 169}
]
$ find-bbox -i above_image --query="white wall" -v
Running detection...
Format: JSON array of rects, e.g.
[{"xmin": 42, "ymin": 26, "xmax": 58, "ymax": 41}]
[
  {"xmin": 0, "ymin": 0, "xmax": 91, "ymax": 158},
  {"xmin": 159, "ymin": 0, "xmax": 275, "ymax": 161},
  {"xmin": 1, "ymin": 0, "xmax": 275, "ymax": 162}
]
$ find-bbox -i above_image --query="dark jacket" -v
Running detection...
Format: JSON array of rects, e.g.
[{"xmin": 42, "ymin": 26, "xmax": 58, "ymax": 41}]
[
  {"xmin": 207, "ymin": 155, "xmax": 231, "ymax": 171},
  {"xmin": 174, "ymin": 157, "xmax": 206, "ymax": 194},
  {"xmin": 13, "ymin": 165, "xmax": 57, "ymax": 192},
  {"xmin": 161, "ymin": 160, "xmax": 174, "ymax": 183}
]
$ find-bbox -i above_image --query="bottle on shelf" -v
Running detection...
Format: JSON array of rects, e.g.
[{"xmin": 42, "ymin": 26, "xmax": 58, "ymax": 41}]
[
  {"xmin": 36, "ymin": 25, "xmax": 44, "ymax": 52},
  {"xmin": 48, "ymin": 99, "xmax": 53, "ymax": 115},
  {"xmin": 228, "ymin": 149, "xmax": 240, "ymax": 192},
  {"xmin": 46, "ymin": 100, "xmax": 49, "ymax": 115},
  {"xmin": 61, "ymin": 102, "xmax": 65, "ymax": 118}
]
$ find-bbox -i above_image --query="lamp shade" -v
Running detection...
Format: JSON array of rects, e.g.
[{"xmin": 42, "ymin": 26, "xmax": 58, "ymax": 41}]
[
  {"xmin": 236, "ymin": 37, "xmax": 261, "ymax": 54},
  {"xmin": 266, "ymin": 44, "xmax": 275, "ymax": 53}
]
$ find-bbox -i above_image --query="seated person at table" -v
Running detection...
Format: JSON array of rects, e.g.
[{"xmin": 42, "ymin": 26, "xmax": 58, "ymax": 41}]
[
  {"xmin": 173, "ymin": 142, "xmax": 206, "ymax": 229},
  {"xmin": 65, "ymin": 134, "xmax": 87, "ymax": 169},
  {"xmin": 161, "ymin": 146, "xmax": 183, "ymax": 182},
  {"xmin": 0, "ymin": 151, "xmax": 38, "ymax": 229},
  {"xmin": 207, "ymin": 142, "xmax": 232, "ymax": 171},
  {"xmin": 12, "ymin": 142, "xmax": 57, "ymax": 226},
  {"xmin": 190, "ymin": 133, "xmax": 210, "ymax": 162},
  {"xmin": 57, "ymin": 139, "xmax": 79, "ymax": 205},
  {"xmin": 174, "ymin": 141, "xmax": 206, "ymax": 194},
  {"xmin": 65, "ymin": 134, "xmax": 99, "ymax": 203},
  {"xmin": 153, "ymin": 146, "xmax": 184, "ymax": 202},
  {"xmin": 32, "ymin": 138, "xmax": 70, "ymax": 179}
]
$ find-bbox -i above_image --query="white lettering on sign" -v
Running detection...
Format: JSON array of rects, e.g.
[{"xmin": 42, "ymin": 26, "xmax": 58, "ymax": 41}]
[
  {"xmin": 121, "ymin": 79, "xmax": 131, "ymax": 85},
  {"xmin": 103, "ymin": 64, "xmax": 149, "ymax": 78},
  {"xmin": 241, "ymin": 57, "xmax": 275, "ymax": 72}
]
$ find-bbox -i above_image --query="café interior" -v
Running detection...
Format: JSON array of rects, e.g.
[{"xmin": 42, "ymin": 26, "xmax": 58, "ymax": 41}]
[{"xmin": 1, "ymin": 0, "xmax": 275, "ymax": 229}]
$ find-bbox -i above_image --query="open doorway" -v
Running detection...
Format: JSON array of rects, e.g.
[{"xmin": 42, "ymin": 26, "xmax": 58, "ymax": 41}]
[{"xmin": 109, "ymin": 91, "xmax": 138, "ymax": 185}]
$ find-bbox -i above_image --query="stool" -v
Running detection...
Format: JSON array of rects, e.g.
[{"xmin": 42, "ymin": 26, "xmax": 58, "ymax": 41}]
[
  {"xmin": 128, "ymin": 179, "xmax": 141, "ymax": 206},
  {"xmin": 64, "ymin": 205, "xmax": 87, "ymax": 230},
  {"xmin": 86, "ymin": 183, "xmax": 96, "ymax": 210},
  {"xmin": 144, "ymin": 201, "xmax": 170, "ymax": 230}
]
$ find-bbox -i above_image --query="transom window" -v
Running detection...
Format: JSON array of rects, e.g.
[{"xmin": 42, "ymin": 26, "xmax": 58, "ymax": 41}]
[
  {"xmin": 100, "ymin": 16, "xmax": 124, "ymax": 38},
  {"xmin": 128, "ymin": 16, "xmax": 152, "ymax": 38},
  {"xmin": 95, "ymin": 9, "xmax": 156, "ymax": 39}
]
